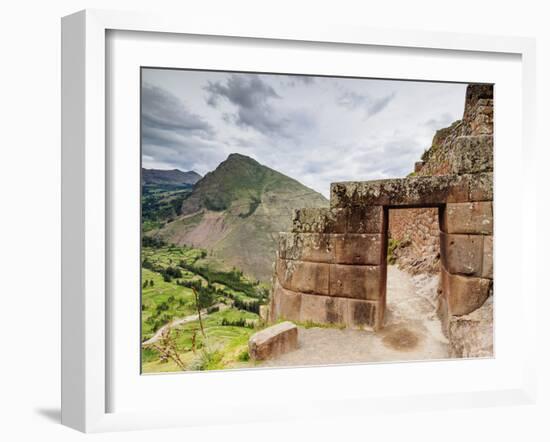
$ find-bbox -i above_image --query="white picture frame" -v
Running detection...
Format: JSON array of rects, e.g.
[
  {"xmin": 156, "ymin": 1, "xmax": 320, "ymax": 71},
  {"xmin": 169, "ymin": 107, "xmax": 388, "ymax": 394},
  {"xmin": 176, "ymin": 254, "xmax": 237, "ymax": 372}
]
[{"xmin": 61, "ymin": 9, "xmax": 537, "ymax": 433}]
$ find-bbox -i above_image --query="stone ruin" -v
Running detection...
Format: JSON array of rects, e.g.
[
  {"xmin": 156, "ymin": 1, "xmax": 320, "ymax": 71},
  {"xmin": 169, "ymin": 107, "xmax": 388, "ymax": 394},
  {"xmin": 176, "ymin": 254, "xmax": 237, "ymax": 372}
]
[{"xmin": 268, "ymin": 84, "xmax": 493, "ymax": 356}]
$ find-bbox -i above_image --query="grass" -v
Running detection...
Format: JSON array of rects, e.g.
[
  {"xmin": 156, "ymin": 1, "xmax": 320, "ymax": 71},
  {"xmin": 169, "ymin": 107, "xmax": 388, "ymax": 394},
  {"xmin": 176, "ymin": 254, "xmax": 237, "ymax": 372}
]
[
  {"xmin": 387, "ymin": 238, "xmax": 402, "ymax": 265},
  {"xmin": 141, "ymin": 308, "xmax": 260, "ymax": 373},
  {"xmin": 141, "ymin": 243, "xmax": 269, "ymax": 372}
]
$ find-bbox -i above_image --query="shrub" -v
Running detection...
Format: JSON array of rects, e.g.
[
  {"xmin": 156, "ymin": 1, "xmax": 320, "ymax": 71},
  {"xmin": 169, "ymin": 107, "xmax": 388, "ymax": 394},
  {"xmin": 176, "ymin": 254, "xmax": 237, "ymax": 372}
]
[
  {"xmin": 237, "ymin": 350, "xmax": 250, "ymax": 362},
  {"xmin": 188, "ymin": 348, "xmax": 223, "ymax": 371}
]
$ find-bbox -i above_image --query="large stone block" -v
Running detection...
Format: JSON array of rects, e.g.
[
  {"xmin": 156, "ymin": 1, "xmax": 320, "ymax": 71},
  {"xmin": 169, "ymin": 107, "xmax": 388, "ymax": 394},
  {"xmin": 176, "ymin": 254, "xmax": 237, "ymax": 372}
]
[
  {"xmin": 329, "ymin": 264, "xmax": 383, "ymax": 300},
  {"xmin": 330, "ymin": 173, "xmax": 493, "ymax": 208},
  {"xmin": 333, "ymin": 233, "xmax": 383, "ymax": 265},
  {"xmin": 440, "ymin": 232, "xmax": 484, "ymax": 276},
  {"xmin": 482, "ymin": 235, "xmax": 493, "ymax": 279},
  {"xmin": 348, "ymin": 299, "xmax": 379, "ymax": 329},
  {"xmin": 271, "ymin": 280, "xmax": 302, "ymax": 322},
  {"xmin": 346, "ymin": 205, "xmax": 385, "ymax": 233},
  {"xmin": 330, "ymin": 175, "xmax": 470, "ymax": 208},
  {"xmin": 291, "ymin": 208, "xmax": 347, "ymax": 233},
  {"xmin": 248, "ymin": 321, "xmax": 298, "ymax": 361},
  {"xmin": 300, "ymin": 293, "xmax": 349, "ymax": 325},
  {"xmin": 449, "ymin": 296, "xmax": 493, "ymax": 358},
  {"xmin": 278, "ymin": 232, "xmax": 334, "ymax": 263},
  {"xmin": 468, "ymin": 172, "xmax": 493, "ymax": 201},
  {"xmin": 450, "ymin": 135, "xmax": 493, "ymax": 174},
  {"xmin": 443, "ymin": 268, "xmax": 492, "ymax": 316},
  {"xmin": 442, "ymin": 202, "xmax": 493, "ymax": 235},
  {"xmin": 276, "ymin": 259, "xmax": 330, "ymax": 295}
]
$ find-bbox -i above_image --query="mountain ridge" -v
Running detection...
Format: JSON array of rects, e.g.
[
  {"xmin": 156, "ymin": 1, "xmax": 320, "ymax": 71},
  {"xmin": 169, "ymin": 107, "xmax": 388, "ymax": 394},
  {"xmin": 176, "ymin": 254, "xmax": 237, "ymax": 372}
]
[
  {"xmin": 142, "ymin": 167, "xmax": 202, "ymax": 185},
  {"xmin": 150, "ymin": 153, "xmax": 329, "ymax": 281}
]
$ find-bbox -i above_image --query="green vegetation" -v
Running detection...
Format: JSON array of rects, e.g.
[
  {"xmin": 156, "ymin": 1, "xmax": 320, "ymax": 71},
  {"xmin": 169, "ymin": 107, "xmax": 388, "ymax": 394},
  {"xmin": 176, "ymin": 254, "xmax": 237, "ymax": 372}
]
[
  {"xmin": 387, "ymin": 238, "xmax": 409, "ymax": 265},
  {"xmin": 150, "ymin": 153, "xmax": 329, "ymax": 282},
  {"xmin": 141, "ymin": 241, "xmax": 269, "ymax": 373},
  {"xmin": 141, "ymin": 183, "xmax": 193, "ymax": 231}
]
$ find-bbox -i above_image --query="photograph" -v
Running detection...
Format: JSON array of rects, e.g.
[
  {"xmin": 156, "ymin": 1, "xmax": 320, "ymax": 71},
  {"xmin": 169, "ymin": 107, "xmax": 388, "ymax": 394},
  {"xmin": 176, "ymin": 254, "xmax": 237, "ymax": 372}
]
[{"xmin": 140, "ymin": 68, "xmax": 494, "ymax": 373}]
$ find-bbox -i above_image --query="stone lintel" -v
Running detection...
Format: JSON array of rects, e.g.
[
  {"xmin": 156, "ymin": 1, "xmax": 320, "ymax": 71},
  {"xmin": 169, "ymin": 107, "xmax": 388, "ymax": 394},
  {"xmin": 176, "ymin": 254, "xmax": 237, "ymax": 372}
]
[{"xmin": 330, "ymin": 173, "xmax": 493, "ymax": 208}]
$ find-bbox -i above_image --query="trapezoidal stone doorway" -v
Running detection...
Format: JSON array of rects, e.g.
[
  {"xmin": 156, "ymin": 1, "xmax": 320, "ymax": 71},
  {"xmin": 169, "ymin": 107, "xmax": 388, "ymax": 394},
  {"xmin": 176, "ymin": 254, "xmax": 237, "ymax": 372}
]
[{"xmin": 269, "ymin": 172, "xmax": 493, "ymax": 336}]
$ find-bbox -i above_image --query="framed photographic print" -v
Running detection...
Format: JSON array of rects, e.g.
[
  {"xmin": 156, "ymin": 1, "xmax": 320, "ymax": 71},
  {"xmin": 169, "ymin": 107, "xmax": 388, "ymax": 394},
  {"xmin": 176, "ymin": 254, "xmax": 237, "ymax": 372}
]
[{"xmin": 61, "ymin": 9, "xmax": 537, "ymax": 432}]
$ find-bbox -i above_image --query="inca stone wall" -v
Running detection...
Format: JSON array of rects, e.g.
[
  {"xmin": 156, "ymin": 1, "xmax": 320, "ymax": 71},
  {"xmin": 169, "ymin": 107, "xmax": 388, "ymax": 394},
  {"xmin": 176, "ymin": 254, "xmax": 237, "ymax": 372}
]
[
  {"xmin": 269, "ymin": 84, "xmax": 494, "ymax": 354},
  {"xmin": 388, "ymin": 84, "xmax": 493, "ymax": 275},
  {"xmin": 271, "ymin": 206, "xmax": 387, "ymax": 329}
]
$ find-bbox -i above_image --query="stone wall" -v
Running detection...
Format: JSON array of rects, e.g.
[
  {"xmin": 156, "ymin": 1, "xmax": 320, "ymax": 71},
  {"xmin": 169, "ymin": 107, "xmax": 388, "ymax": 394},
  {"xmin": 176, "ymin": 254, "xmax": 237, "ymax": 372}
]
[
  {"xmin": 388, "ymin": 84, "xmax": 493, "ymax": 274},
  {"xmin": 270, "ymin": 172, "xmax": 493, "ymax": 335},
  {"xmin": 271, "ymin": 206, "xmax": 387, "ymax": 330},
  {"xmin": 269, "ymin": 84, "xmax": 494, "ymax": 356}
]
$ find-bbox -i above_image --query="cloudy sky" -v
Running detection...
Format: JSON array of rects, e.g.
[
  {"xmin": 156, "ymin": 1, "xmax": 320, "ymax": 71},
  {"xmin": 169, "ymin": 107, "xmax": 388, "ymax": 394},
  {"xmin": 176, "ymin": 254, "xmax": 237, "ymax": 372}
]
[{"xmin": 142, "ymin": 68, "xmax": 467, "ymax": 198}]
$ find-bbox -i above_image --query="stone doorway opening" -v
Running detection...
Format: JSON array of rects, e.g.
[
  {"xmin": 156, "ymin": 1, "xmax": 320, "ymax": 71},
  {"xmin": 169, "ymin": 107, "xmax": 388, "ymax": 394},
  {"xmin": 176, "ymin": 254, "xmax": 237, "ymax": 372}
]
[
  {"xmin": 383, "ymin": 206, "xmax": 445, "ymax": 340},
  {"xmin": 387, "ymin": 206, "xmax": 441, "ymax": 276}
]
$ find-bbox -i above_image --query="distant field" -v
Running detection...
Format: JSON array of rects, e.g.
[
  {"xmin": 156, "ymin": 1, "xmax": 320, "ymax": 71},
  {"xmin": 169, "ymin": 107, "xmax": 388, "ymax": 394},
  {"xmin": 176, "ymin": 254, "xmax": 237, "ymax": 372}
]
[{"xmin": 141, "ymin": 243, "xmax": 269, "ymax": 372}]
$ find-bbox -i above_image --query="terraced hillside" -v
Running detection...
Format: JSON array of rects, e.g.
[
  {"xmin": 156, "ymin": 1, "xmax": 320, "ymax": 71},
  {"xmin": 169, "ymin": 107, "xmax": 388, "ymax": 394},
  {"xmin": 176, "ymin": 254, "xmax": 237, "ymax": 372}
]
[{"xmin": 141, "ymin": 242, "xmax": 270, "ymax": 373}]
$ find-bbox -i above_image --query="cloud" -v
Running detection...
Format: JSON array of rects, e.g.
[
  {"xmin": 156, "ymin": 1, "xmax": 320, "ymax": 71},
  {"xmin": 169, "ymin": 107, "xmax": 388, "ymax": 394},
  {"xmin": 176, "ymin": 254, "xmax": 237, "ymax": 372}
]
[
  {"xmin": 287, "ymin": 75, "xmax": 315, "ymax": 87},
  {"xmin": 141, "ymin": 83, "xmax": 222, "ymax": 174},
  {"xmin": 205, "ymin": 74, "xmax": 306, "ymax": 137},
  {"xmin": 424, "ymin": 112, "xmax": 455, "ymax": 131},
  {"xmin": 141, "ymin": 68, "xmax": 467, "ymax": 196},
  {"xmin": 337, "ymin": 91, "xmax": 396, "ymax": 118},
  {"xmin": 142, "ymin": 82, "xmax": 213, "ymax": 136}
]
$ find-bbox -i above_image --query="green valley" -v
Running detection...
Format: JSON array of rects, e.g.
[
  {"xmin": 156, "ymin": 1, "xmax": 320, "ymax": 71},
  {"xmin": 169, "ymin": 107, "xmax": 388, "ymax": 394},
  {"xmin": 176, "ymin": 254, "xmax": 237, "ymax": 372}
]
[{"xmin": 141, "ymin": 241, "xmax": 270, "ymax": 372}]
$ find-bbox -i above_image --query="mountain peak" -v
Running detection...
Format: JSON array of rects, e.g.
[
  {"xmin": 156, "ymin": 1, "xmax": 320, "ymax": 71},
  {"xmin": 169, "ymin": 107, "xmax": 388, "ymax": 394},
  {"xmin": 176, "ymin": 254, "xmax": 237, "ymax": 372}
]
[
  {"xmin": 180, "ymin": 154, "xmax": 326, "ymax": 217},
  {"xmin": 224, "ymin": 153, "xmax": 259, "ymax": 164}
]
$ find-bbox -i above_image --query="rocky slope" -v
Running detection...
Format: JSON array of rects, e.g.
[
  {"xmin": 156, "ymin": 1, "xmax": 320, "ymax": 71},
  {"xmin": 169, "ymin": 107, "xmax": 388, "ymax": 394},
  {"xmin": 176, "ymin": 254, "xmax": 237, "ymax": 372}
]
[{"xmin": 150, "ymin": 153, "xmax": 329, "ymax": 282}]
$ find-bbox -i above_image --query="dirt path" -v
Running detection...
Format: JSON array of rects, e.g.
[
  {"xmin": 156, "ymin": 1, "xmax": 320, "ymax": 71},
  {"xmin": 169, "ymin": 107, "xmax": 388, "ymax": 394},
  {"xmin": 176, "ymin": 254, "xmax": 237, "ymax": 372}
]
[
  {"xmin": 142, "ymin": 303, "xmax": 227, "ymax": 346},
  {"xmin": 261, "ymin": 266, "xmax": 449, "ymax": 367}
]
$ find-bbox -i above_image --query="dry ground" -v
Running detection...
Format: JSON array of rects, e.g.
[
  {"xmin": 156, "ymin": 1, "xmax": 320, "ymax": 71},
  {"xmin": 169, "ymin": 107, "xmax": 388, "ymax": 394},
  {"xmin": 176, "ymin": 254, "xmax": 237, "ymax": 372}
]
[{"xmin": 260, "ymin": 266, "xmax": 449, "ymax": 368}]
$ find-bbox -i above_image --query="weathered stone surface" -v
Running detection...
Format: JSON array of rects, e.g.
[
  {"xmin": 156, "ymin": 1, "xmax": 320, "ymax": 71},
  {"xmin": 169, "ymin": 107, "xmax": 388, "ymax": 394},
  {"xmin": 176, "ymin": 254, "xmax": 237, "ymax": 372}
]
[
  {"xmin": 292, "ymin": 208, "xmax": 347, "ymax": 233},
  {"xmin": 450, "ymin": 135, "xmax": 493, "ymax": 174},
  {"xmin": 440, "ymin": 232, "xmax": 484, "ymax": 276},
  {"xmin": 442, "ymin": 268, "xmax": 492, "ymax": 316},
  {"xmin": 300, "ymin": 293, "xmax": 348, "ymax": 325},
  {"xmin": 276, "ymin": 259, "xmax": 329, "ymax": 295},
  {"xmin": 279, "ymin": 232, "xmax": 334, "ymax": 263},
  {"xmin": 333, "ymin": 233, "xmax": 383, "ymax": 265},
  {"xmin": 346, "ymin": 205, "xmax": 385, "ymax": 233},
  {"xmin": 330, "ymin": 175, "xmax": 469, "ymax": 208},
  {"xmin": 330, "ymin": 174, "xmax": 493, "ymax": 208},
  {"xmin": 442, "ymin": 202, "xmax": 493, "ymax": 235},
  {"xmin": 468, "ymin": 172, "xmax": 493, "ymax": 201},
  {"xmin": 248, "ymin": 321, "xmax": 298, "ymax": 361},
  {"xmin": 329, "ymin": 264, "xmax": 382, "ymax": 300},
  {"xmin": 271, "ymin": 280, "xmax": 302, "ymax": 322},
  {"xmin": 463, "ymin": 84, "xmax": 494, "ymax": 137},
  {"xmin": 482, "ymin": 235, "xmax": 493, "ymax": 279},
  {"xmin": 449, "ymin": 296, "xmax": 493, "ymax": 358},
  {"xmin": 349, "ymin": 299, "xmax": 378, "ymax": 329}
]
